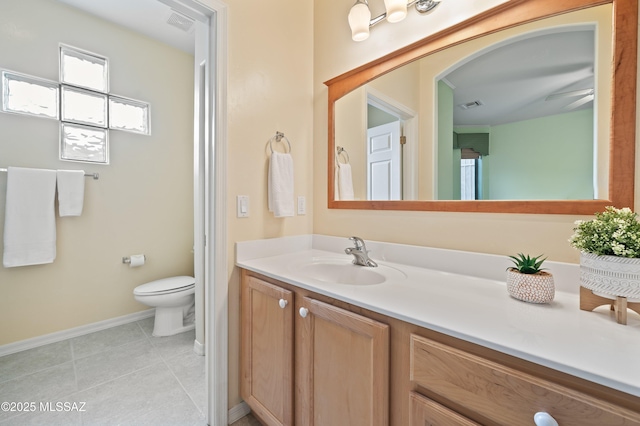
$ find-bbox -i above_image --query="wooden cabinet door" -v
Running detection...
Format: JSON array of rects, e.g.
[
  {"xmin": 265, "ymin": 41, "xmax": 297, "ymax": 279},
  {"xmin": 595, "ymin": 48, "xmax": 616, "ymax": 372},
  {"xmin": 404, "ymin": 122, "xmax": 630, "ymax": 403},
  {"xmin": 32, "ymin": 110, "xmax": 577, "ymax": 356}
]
[
  {"xmin": 297, "ymin": 296, "xmax": 389, "ymax": 426},
  {"xmin": 409, "ymin": 392, "xmax": 480, "ymax": 426},
  {"xmin": 241, "ymin": 274, "xmax": 294, "ymax": 426}
]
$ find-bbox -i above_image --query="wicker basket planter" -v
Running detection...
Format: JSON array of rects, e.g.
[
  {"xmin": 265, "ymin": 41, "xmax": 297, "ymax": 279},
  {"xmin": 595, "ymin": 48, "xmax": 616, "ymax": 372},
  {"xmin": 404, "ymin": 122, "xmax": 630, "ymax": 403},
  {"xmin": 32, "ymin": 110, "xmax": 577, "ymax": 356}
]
[
  {"xmin": 579, "ymin": 252, "xmax": 640, "ymax": 301},
  {"xmin": 506, "ymin": 268, "xmax": 555, "ymax": 304}
]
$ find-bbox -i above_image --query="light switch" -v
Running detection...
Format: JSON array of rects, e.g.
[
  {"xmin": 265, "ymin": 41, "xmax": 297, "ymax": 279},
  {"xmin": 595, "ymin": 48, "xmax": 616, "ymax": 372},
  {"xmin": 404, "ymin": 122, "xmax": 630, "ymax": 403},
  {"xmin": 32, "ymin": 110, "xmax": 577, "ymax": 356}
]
[
  {"xmin": 297, "ymin": 196, "xmax": 306, "ymax": 215},
  {"xmin": 237, "ymin": 195, "xmax": 249, "ymax": 218}
]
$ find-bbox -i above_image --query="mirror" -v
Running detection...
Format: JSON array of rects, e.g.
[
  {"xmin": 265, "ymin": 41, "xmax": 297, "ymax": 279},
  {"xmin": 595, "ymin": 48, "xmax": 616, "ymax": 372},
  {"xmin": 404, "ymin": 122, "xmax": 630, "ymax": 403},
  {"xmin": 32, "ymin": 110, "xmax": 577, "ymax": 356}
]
[{"xmin": 326, "ymin": 0, "xmax": 637, "ymax": 214}]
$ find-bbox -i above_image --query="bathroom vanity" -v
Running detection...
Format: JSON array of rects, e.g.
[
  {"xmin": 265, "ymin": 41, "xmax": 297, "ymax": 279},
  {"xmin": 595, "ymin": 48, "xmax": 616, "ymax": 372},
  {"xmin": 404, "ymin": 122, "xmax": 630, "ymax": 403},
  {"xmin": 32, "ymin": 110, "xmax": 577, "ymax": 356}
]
[{"xmin": 237, "ymin": 236, "xmax": 640, "ymax": 425}]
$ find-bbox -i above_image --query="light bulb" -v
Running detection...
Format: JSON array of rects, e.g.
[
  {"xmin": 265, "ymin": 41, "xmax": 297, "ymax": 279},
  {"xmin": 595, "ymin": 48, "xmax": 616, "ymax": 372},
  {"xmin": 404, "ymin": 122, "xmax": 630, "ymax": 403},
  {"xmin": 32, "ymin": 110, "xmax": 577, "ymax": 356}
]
[
  {"xmin": 384, "ymin": 0, "xmax": 407, "ymax": 23},
  {"xmin": 348, "ymin": 1, "xmax": 371, "ymax": 41}
]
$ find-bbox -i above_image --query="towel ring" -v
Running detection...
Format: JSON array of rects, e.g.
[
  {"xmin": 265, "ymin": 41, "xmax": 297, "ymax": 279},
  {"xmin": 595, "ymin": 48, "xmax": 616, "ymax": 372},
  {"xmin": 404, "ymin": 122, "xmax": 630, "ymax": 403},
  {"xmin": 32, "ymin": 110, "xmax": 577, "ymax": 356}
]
[
  {"xmin": 269, "ymin": 131, "xmax": 292, "ymax": 154},
  {"xmin": 336, "ymin": 146, "xmax": 350, "ymax": 165}
]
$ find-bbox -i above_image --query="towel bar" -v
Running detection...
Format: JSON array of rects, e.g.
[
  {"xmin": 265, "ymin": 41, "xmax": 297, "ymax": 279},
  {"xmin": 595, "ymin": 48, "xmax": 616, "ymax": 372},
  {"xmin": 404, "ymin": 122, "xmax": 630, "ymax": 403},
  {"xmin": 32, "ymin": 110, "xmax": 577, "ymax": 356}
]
[{"xmin": 0, "ymin": 168, "xmax": 99, "ymax": 180}]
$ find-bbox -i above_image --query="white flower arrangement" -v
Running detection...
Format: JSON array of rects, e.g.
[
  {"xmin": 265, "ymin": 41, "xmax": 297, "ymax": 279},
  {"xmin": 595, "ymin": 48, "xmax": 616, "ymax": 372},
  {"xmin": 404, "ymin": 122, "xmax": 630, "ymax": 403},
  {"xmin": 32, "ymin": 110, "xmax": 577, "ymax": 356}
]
[{"xmin": 569, "ymin": 206, "xmax": 640, "ymax": 258}]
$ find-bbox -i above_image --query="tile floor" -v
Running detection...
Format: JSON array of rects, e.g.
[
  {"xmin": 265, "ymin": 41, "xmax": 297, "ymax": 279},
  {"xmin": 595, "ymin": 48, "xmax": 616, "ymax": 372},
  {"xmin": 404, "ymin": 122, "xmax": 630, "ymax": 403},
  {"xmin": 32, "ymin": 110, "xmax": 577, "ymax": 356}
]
[
  {"xmin": 229, "ymin": 413, "xmax": 260, "ymax": 426},
  {"xmin": 0, "ymin": 317, "xmax": 208, "ymax": 425}
]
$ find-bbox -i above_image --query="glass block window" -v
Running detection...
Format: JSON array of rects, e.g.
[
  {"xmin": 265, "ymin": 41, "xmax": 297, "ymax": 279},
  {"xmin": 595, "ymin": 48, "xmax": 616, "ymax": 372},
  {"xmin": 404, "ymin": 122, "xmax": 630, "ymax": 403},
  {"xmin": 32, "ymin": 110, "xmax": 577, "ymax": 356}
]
[
  {"xmin": 60, "ymin": 123, "xmax": 109, "ymax": 164},
  {"xmin": 60, "ymin": 45, "xmax": 108, "ymax": 92},
  {"xmin": 1, "ymin": 70, "xmax": 59, "ymax": 119},
  {"xmin": 0, "ymin": 44, "xmax": 150, "ymax": 165},
  {"xmin": 61, "ymin": 85, "xmax": 108, "ymax": 127},
  {"xmin": 109, "ymin": 95, "xmax": 150, "ymax": 134}
]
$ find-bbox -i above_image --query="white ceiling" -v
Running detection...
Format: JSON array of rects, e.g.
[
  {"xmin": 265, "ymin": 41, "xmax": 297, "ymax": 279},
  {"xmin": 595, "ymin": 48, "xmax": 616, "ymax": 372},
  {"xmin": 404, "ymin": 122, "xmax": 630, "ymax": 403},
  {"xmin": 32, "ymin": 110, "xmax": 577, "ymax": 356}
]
[
  {"xmin": 54, "ymin": 1, "xmax": 594, "ymax": 127},
  {"xmin": 443, "ymin": 27, "xmax": 595, "ymax": 126},
  {"xmin": 55, "ymin": 0, "xmax": 195, "ymax": 54}
]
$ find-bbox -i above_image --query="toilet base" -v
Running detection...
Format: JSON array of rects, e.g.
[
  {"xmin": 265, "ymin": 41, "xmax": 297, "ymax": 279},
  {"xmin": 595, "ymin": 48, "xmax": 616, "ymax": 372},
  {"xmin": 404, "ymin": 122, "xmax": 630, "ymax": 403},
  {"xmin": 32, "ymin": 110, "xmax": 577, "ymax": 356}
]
[{"xmin": 152, "ymin": 306, "xmax": 196, "ymax": 337}]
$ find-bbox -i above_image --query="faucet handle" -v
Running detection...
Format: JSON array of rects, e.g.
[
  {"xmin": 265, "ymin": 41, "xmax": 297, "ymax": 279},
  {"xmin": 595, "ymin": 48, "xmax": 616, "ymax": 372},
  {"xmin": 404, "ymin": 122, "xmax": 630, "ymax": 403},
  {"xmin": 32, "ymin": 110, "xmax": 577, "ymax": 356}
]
[{"xmin": 349, "ymin": 236, "xmax": 365, "ymax": 249}]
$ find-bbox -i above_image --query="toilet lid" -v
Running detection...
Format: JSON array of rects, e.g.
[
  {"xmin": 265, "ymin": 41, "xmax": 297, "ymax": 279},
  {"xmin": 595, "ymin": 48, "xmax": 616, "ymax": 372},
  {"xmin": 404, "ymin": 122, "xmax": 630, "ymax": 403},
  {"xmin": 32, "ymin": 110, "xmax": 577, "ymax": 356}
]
[{"xmin": 134, "ymin": 276, "xmax": 195, "ymax": 296}]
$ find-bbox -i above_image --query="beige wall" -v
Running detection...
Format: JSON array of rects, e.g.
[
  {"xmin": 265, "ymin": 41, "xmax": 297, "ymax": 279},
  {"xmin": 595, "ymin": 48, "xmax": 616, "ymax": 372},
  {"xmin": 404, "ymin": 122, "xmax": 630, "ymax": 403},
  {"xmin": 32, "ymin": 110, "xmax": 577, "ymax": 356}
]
[
  {"xmin": 313, "ymin": 0, "xmax": 635, "ymax": 264},
  {"xmin": 335, "ymin": 88, "xmax": 367, "ymax": 199},
  {"xmin": 221, "ymin": 0, "xmax": 314, "ymax": 408},
  {"xmin": 334, "ymin": 62, "xmax": 421, "ymax": 200},
  {"xmin": 0, "ymin": 0, "xmax": 194, "ymax": 345}
]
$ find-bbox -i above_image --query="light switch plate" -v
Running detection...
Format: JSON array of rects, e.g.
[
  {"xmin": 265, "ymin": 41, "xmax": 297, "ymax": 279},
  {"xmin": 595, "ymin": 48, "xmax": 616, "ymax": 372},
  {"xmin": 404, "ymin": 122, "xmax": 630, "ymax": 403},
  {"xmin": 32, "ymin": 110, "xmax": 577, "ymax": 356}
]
[
  {"xmin": 297, "ymin": 196, "xmax": 306, "ymax": 215},
  {"xmin": 237, "ymin": 195, "xmax": 249, "ymax": 218}
]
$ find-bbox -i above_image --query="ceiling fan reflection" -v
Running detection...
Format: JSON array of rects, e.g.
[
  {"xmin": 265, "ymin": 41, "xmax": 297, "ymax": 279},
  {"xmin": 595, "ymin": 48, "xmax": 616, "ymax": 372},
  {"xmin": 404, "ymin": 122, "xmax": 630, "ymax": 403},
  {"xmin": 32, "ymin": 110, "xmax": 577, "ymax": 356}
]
[{"xmin": 545, "ymin": 88, "xmax": 594, "ymax": 110}]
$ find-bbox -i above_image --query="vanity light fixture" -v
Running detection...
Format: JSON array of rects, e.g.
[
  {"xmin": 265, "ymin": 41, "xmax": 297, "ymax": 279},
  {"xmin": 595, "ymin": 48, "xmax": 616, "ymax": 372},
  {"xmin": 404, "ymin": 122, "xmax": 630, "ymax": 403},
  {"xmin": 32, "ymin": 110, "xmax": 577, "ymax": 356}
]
[{"xmin": 348, "ymin": 0, "xmax": 442, "ymax": 41}]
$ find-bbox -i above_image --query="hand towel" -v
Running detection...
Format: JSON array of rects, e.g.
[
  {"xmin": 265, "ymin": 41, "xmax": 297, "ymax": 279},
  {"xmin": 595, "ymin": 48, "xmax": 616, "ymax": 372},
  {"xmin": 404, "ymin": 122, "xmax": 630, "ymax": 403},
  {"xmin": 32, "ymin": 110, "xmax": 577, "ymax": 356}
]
[
  {"xmin": 337, "ymin": 163, "xmax": 354, "ymax": 201},
  {"xmin": 3, "ymin": 167, "xmax": 57, "ymax": 268},
  {"xmin": 57, "ymin": 169, "xmax": 85, "ymax": 216},
  {"xmin": 268, "ymin": 152, "xmax": 294, "ymax": 217}
]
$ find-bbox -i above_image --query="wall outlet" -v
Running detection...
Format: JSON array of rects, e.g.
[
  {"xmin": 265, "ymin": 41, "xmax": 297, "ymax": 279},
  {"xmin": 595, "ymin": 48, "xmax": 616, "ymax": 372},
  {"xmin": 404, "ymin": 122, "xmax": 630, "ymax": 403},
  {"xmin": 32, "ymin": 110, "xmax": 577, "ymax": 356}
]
[
  {"xmin": 237, "ymin": 195, "xmax": 249, "ymax": 218},
  {"xmin": 297, "ymin": 196, "xmax": 306, "ymax": 215}
]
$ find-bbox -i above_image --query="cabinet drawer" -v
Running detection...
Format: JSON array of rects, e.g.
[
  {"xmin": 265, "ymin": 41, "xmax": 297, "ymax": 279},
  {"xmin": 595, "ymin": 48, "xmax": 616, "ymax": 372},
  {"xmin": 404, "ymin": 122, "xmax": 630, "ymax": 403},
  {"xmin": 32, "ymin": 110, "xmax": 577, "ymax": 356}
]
[
  {"xmin": 410, "ymin": 334, "xmax": 640, "ymax": 426},
  {"xmin": 410, "ymin": 392, "xmax": 480, "ymax": 426}
]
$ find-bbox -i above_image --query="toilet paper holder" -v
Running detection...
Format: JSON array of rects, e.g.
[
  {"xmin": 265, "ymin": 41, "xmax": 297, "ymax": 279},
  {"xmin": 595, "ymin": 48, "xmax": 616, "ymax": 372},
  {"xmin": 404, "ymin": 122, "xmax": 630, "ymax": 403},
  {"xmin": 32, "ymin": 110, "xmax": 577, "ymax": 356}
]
[{"xmin": 122, "ymin": 255, "xmax": 146, "ymax": 264}]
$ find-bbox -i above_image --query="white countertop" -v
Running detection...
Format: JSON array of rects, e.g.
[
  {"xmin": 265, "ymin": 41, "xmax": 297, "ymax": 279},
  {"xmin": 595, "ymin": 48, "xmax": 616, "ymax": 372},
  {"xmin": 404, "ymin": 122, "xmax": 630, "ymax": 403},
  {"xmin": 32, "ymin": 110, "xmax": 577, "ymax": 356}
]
[{"xmin": 236, "ymin": 235, "xmax": 640, "ymax": 398}]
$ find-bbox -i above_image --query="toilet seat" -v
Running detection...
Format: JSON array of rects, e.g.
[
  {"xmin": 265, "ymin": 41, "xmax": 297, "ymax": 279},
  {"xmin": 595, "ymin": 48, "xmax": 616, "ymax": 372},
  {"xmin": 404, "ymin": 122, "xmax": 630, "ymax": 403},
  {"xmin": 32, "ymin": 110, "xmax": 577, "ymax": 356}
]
[{"xmin": 134, "ymin": 276, "xmax": 195, "ymax": 296}]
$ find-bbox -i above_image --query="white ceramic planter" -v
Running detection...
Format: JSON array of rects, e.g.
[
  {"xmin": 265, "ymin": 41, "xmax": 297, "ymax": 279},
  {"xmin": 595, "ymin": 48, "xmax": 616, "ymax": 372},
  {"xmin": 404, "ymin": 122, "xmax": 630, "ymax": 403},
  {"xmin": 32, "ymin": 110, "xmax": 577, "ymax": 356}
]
[
  {"xmin": 579, "ymin": 252, "xmax": 640, "ymax": 301},
  {"xmin": 506, "ymin": 269, "xmax": 555, "ymax": 304}
]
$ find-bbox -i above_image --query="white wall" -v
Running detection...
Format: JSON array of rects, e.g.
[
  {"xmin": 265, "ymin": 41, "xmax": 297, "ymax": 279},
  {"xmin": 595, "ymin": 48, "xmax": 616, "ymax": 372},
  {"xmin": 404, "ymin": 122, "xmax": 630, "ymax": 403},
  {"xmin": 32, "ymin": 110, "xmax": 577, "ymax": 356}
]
[{"xmin": 0, "ymin": 0, "xmax": 194, "ymax": 345}]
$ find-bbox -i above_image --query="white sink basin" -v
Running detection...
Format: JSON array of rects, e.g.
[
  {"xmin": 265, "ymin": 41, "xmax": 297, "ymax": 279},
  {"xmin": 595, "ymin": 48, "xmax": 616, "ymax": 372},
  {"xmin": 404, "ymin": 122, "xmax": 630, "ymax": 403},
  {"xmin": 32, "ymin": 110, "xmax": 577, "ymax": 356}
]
[{"xmin": 293, "ymin": 257, "xmax": 407, "ymax": 285}]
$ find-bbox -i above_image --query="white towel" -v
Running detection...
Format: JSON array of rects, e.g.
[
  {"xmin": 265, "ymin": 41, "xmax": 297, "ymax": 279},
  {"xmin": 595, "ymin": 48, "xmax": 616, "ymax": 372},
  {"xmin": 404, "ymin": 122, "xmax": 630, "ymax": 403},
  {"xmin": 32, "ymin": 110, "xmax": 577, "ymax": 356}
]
[
  {"xmin": 337, "ymin": 163, "xmax": 354, "ymax": 201},
  {"xmin": 3, "ymin": 167, "xmax": 57, "ymax": 268},
  {"xmin": 268, "ymin": 152, "xmax": 294, "ymax": 217},
  {"xmin": 57, "ymin": 170, "xmax": 85, "ymax": 216}
]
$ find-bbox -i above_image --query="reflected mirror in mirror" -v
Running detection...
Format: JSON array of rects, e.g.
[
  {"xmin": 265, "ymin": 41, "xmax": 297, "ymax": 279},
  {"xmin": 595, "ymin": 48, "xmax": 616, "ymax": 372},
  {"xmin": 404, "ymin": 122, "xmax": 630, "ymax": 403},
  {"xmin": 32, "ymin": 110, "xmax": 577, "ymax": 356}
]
[{"xmin": 333, "ymin": 5, "xmax": 612, "ymax": 202}]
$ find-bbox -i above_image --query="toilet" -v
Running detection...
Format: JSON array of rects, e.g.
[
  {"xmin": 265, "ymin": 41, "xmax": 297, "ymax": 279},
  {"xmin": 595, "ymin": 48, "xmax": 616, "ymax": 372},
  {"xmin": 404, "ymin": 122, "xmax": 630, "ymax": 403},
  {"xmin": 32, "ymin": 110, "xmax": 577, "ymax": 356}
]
[{"xmin": 133, "ymin": 276, "xmax": 196, "ymax": 337}]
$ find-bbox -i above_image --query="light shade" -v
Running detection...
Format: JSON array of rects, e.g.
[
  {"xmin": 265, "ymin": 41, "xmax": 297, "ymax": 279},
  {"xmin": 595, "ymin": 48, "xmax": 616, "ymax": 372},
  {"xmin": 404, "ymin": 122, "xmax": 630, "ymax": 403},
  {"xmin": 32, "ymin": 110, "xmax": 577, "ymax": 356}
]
[
  {"xmin": 348, "ymin": 1, "xmax": 372, "ymax": 41},
  {"xmin": 383, "ymin": 0, "xmax": 407, "ymax": 23}
]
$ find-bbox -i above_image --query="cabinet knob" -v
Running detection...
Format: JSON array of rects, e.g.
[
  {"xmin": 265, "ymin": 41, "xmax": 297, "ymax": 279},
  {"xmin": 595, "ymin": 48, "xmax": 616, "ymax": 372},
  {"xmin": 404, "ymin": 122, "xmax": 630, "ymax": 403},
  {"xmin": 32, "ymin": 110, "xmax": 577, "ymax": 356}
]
[
  {"xmin": 534, "ymin": 412, "xmax": 559, "ymax": 426},
  {"xmin": 278, "ymin": 299, "xmax": 288, "ymax": 309},
  {"xmin": 299, "ymin": 307, "xmax": 309, "ymax": 318}
]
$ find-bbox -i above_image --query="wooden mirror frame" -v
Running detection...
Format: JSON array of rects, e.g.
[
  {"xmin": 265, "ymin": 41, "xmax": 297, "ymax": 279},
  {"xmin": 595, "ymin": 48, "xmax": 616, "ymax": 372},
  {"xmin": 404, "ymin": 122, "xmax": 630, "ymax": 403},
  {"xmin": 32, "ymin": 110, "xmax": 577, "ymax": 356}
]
[{"xmin": 326, "ymin": 0, "xmax": 637, "ymax": 214}]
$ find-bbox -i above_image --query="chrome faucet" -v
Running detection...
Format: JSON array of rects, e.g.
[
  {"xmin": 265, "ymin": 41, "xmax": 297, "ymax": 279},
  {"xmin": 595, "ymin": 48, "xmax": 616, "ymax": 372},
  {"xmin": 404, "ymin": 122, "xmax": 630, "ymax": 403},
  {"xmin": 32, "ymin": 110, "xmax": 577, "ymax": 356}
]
[{"xmin": 345, "ymin": 236, "xmax": 378, "ymax": 267}]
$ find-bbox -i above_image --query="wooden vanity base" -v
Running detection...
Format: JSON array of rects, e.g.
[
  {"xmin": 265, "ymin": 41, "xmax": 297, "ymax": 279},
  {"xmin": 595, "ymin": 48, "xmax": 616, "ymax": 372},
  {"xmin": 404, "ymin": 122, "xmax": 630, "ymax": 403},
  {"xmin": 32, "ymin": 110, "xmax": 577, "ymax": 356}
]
[{"xmin": 580, "ymin": 286, "xmax": 640, "ymax": 325}]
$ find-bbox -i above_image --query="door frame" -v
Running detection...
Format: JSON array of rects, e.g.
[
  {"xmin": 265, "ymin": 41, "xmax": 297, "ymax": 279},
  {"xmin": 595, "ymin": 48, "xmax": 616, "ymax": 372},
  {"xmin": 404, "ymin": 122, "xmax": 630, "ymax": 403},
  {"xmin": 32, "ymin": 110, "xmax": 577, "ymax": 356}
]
[
  {"xmin": 366, "ymin": 88, "xmax": 418, "ymax": 200},
  {"xmin": 166, "ymin": 0, "xmax": 229, "ymax": 425},
  {"xmin": 199, "ymin": 1, "xmax": 228, "ymax": 425}
]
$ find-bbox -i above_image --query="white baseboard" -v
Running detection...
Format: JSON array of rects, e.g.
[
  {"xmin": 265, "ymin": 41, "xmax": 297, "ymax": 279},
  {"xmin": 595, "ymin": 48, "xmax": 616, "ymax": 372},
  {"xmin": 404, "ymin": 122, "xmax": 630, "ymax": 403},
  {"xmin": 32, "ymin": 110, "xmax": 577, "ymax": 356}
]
[
  {"xmin": 0, "ymin": 309, "xmax": 155, "ymax": 357},
  {"xmin": 228, "ymin": 401, "xmax": 251, "ymax": 424},
  {"xmin": 193, "ymin": 339, "xmax": 205, "ymax": 356}
]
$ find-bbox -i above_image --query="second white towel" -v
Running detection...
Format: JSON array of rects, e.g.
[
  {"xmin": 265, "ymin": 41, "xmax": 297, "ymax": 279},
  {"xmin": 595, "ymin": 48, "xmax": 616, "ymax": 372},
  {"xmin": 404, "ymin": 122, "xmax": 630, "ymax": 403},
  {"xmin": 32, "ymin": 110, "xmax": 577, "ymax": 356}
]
[
  {"xmin": 268, "ymin": 152, "xmax": 294, "ymax": 217},
  {"xmin": 337, "ymin": 163, "xmax": 354, "ymax": 201},
  {"xmin": 57, "ymin": 169, "xmax": 85, "ymax": 217}
]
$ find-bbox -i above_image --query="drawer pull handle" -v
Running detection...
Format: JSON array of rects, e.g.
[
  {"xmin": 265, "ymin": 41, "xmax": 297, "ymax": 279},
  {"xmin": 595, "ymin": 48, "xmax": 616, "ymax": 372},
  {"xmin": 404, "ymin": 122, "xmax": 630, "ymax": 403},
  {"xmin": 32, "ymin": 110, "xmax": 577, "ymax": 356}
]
[
  {"xmin": 278, "ymin": 299, "xmax": 288, "ymax": 309},
  {"xmin": 534, "ymin": 412, "xmax": 559, "ymax": 426},
  {"xmin": 299, "ymin": 307, "xmax": 309, "ymax": 318}
]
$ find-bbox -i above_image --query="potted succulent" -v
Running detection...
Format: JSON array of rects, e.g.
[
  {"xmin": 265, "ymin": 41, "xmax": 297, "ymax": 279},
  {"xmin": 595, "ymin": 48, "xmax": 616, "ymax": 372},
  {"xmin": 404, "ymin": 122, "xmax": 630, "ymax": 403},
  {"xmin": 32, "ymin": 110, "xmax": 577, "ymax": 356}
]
[
  {"xmin": 506, "ymin": 253, "xmax": 555, "ymax": 304},
  {"xmin": 569, "ymin": 206, "xmax": 640, "ymax": 301}
]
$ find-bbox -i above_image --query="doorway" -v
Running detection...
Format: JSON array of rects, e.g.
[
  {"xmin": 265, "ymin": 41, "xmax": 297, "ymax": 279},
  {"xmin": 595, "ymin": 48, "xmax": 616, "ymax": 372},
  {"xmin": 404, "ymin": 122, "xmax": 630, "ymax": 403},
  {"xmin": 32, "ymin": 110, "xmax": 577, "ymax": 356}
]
[
  {"xmin": 366, "ymin": 88, "xmax": 418, "ymax": 200},
  {"xmin": 166, "ymin": 1, "xmax": 229, "ymax": 425},
  {"xmin": 102, "ymin": 0, "xmax": 228, "ymax": 423},
  {"xmin": 366, "ymin": 120, "xmax": 402, "ymax": 200}
]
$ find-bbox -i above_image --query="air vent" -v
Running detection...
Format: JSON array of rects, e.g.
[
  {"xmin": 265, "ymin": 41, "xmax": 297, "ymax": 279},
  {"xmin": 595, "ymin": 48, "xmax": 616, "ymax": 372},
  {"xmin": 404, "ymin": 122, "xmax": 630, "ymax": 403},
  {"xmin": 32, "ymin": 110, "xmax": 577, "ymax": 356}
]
[
  {"xmin": 458, "ymin": 100, "xmax": 484, "ymax": 110},
  {"xmin": 166, "ymin": 10, "xmax": 195, "ymax": 33}
]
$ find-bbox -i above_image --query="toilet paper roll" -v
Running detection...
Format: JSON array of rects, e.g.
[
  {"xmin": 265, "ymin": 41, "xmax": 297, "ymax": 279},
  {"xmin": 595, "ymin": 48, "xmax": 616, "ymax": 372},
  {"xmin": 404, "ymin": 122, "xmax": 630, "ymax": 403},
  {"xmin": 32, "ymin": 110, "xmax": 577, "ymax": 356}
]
[{"xmin": 129, "ymin": 254, "xmax": 145, "ymax": 268}]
